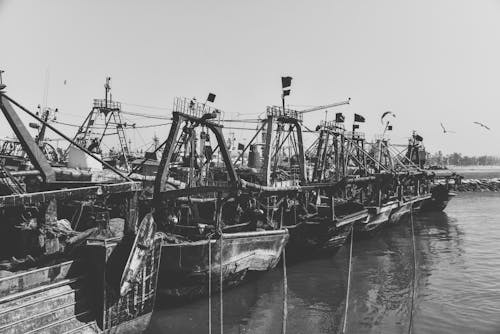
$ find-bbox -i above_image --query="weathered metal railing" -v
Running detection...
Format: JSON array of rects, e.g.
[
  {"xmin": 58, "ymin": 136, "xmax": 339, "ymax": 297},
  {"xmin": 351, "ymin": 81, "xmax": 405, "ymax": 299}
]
[{"xmin": 266, "ymin": 106, "xmax": 303, "ymax": 122}]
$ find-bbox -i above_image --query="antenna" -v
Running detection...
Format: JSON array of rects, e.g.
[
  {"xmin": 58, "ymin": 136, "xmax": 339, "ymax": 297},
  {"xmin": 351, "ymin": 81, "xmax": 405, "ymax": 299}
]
[
  {"xmin": 42, "ymin": 67, "xmax": 50, "ymax": 111},
  {"xmin": 104, "ymin": 77, "xmax": 111, "ymax": 108}
]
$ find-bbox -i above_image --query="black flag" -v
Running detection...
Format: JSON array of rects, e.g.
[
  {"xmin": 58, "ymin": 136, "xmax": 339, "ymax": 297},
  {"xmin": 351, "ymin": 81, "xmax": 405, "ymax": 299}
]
[
  {"xmin": 354, "ymin": 114, "xmax": 365, "ymax": 122},
  {"xmin": 207, "ymin": 93, "xmax": 216, "ymax": 103},
  {"xmin": 238, "ymin": 143, "xmax": 245, "ymax": 150},
  {"xmin": 335, "ymin": 112, "xmax": 345, "ymax": 123},
  {"xmin": 415, "ymin": 134, "xmax": 423, "ymax": 141},
  {"xmin": 281, "ymin": 76, "xmax": 292, "ymax": 96},
  {"xmin": 353, "ymin": 124, "xmax": 360, "ymax": 130},
  {"xmin": 387, "ymin": 125, "xmax": 393, "ymax": 131}
]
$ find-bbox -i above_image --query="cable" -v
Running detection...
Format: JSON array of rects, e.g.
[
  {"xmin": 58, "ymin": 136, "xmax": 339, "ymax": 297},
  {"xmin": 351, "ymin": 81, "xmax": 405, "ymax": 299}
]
[
  {"xmin": 219, "ymin": 235, "xmax": 224, "ymax": 334},
  {"xmin": 120, "ymin": 101, "xmax": 172, "ymax": 110},
  {"xmin": 208, "ymin": 234, "xmax": 212, "ymax": 334},
  {"xmin": 72, "ymin": 201, "xmax": 85, "ymax": 231},
  {"xmin": 121, "ymin": 109, "xmax": 171, "ymax": 120},
  {"xmin": 281, "ymin": 247, "xmax": 288, "ymax": 334},
  {"xmin": 408, "ymin": 206, "xmax": 417, "ymax": 333},
  {"xmin": 342, "ymin": 227, "xmax": 354, "ymax": 334},
  {"xmin": 53, "ymin": 120, "xmax": 170, "ymax": 129}
]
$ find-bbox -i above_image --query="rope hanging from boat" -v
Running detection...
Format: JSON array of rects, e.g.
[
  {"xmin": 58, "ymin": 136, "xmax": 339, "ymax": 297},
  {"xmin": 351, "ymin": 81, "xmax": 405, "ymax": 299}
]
[
  {"xmin": 71, "ymin": 201, "xmax": 86, "ymax": 230},
  {"xmin": 219, "ymin": 235, "xmax": 224, "ymax": 334},
  {"xmin": 342, "ymin": 227, "xmax": 354, "ymax": 334},
  {"xmin": 279, "ymin": 203, "xmax": 288, "ymax": 334},
  {"xmin": 281, "ymin": 247, "xmax": 288, "ymax": 334},
  {"xmin": 408, "ymin": 206, "xmax": 417, "ymax": 334},
  {"xmin": 208, "ymin": 234, "xmax": 212, "ymax": 334}
]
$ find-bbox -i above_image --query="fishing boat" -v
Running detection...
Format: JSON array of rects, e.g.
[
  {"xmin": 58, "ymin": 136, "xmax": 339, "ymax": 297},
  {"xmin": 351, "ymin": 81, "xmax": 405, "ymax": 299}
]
[
  {"xmin": 402, "ymin": 132, "xmax": 455, "ymax": 212},
  {"xmin": 306, "ymin": 120, "xmax": 399, "ymax": 236},
  {"xmin": 0, "ymin": 86, "xmax": 162, "ymax": 333},
  {"xmin": 345, "ymin": 127, "xmax": 446, "ymax": 234},
  {"xmin": 150, "ymin": 100, "xmax": 289, "ymax": 300},
  {"xmin": 418, "ymin": 183, "xmax": 455, "ymax": 211},
  {"xmin": 235, "ymin": 105, "xmax": 369, "ymax": 257}
]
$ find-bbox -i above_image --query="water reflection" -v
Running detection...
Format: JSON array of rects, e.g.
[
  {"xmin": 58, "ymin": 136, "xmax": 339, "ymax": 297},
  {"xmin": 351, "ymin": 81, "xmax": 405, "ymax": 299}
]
[{"xmin": 148, "ymin": 194, "xmax": 500, "ymax": 334}]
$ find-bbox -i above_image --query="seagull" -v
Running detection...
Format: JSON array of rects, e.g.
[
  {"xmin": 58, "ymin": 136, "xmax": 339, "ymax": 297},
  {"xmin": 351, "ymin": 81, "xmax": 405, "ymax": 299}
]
[
  {"xmin": 440, "ymin": 122, "xmax": 456, "ymax": 134},
  {"xmin": 473, "ymin": 121, "xmax": 490, "ymax": 130}
]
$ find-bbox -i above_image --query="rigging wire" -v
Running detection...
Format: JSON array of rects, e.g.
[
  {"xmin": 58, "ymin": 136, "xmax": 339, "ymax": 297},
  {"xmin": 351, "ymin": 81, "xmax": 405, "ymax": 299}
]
[
  {"xmin": 122, "ymin": 114, "xmax": 149, "ymax": 149},
  {"xmin": 122, "ymin": 109, "xmax": 260, "ymax": 124},
  {"xmin": 52, "ymin": 120, "xmax": 170, "ymax": 129},
  {"xmin": 121, "ymin": 109, "xmax": 171, "ymax": 120},
  {"xmin": 120, "ymin": 101, "xmax": 172, "ymax": 110},
  {"xmin": 54, "ymin": 118, "xmax": 312, "ymax": 133}
]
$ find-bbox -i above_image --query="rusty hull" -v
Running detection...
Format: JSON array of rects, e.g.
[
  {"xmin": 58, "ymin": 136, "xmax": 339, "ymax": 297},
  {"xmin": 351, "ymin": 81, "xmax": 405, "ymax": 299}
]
[{"xmin": 158, "ymin": 229, "xmax": 288, "ymax": 300}]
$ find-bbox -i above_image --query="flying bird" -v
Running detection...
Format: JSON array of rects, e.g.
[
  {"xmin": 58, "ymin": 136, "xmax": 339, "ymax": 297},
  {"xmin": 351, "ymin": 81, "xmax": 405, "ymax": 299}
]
[
  {"xmin": 440, "ymin": 122, "xmax": 456, "ymax": 134},
  {"xmin": 473, "ymin": 121, "xmax": 490, "ymax": 130},
  {"xmin": 381, "ymin": 111, "xmax": 396, "ymax": 124}
]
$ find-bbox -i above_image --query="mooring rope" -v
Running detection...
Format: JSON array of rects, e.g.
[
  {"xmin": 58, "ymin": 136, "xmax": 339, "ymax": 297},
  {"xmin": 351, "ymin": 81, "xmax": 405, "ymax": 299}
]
[
  {"xmin": 219, "ymin": 235, "xmax": 224, "ymax": 334},
  {"xmin": 72, "ymin": 201, "xmax": 86, "ymax": 230},
  {"xmin": 208, "ymin": 234, "xmax": 212, "ymax": 334},
  {"xmin": 342, "ymin": 226, "xmax": 354, "ymax": 334},
  {"xmin": 408, "ymin": 206, "xmax": 417, "ymax": 334},
  {"xmin": 281, "ymin": 247, "xmax": 288, "ymax": 334}
]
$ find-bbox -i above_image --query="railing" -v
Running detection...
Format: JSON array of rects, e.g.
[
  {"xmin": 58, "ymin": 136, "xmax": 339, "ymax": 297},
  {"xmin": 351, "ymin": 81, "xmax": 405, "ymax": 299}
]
[
  {"xmin": 93, "ymin": 99, "xmax": 121, "ymax": 110},
  {"xmin": 266, "ymin": 106, "xmax": 303, "ymax": 122},
  {"xmin": 319, "ymin": 120, "xmax": 347, "ymax": 131},
  {"xmin": 345, "ymin": 131, "xmax": 365, "ymax": 139},
  {"xmin": 173, "ymin": 97, "xmax": 222, "ymax": 121}
]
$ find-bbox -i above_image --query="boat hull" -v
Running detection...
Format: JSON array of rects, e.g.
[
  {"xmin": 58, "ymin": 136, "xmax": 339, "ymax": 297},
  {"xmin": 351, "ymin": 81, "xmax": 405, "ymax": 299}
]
[
  {"xmin": 419, "ymin": 193, "xmax": 455, "ymax": 212},
  {"xmin": 158, "ymin": 229, "xmax": 288, "ymax": 300},
  {"xmin": 389, "ymin": 195, "xmax": 429, "ymax": 223},
  {"xmin": 0, "ymin": 235, "xmax": 162, "ymax": 334},
  {"xmin": 354, "ymin": 203, "xmax": 397, "ymax": 235},
  {"xmin": 285, "ymin": 210, "xmax": 368, "ymax": 258},
  {"xmin": 419, "ymin": 185, "xmax": 455, "ymax": 212}
]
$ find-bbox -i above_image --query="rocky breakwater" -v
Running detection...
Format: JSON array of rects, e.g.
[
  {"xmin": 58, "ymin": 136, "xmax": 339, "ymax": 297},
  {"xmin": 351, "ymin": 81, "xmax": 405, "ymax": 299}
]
[{"xmin": 435, "ymin": 176, "xmax": 500, "ymax": 192}]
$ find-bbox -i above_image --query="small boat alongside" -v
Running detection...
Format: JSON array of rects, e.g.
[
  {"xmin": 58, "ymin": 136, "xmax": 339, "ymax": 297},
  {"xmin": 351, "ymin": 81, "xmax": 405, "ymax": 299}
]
[
  {"xmin": 0, "ymin": 88, "xmax": 162, "ymax": 333},
  {"xmin": 419, "ymin": 184, "xmax": 456, "ymax": 212}
]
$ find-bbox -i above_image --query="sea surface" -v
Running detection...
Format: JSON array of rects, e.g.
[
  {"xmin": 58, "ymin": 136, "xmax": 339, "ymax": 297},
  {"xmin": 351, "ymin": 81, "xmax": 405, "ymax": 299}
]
[{"xmin": 146, "ymin": 192, "xmax": 500, "ymax": 334}]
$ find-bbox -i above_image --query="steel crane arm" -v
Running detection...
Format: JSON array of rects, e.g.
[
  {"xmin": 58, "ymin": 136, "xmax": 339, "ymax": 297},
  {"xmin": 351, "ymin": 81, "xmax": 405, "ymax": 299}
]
[{"xmin": 298, "ymin": 98, "xmax": 351, "ymax": 114}]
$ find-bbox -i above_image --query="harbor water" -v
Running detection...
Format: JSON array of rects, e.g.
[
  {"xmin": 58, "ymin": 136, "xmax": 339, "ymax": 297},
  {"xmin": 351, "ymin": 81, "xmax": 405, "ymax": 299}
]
[{"xmin": 146, "ymin": 192, "xmax": 500, "ymax": 334}]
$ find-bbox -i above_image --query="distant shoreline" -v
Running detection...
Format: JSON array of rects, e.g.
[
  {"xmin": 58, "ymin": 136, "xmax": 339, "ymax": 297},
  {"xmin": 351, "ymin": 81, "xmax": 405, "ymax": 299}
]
[
  {"xmin": 446, "ymin": 165, "xmax": 500, "ymax": 170},
  {"xmin": 430, "ymin": 166, "xmax": 500, "ymax": 183}
]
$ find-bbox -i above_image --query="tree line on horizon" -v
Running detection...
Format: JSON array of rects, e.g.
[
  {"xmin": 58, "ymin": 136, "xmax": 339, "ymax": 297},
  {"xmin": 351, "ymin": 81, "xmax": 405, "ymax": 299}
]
[{"xmin": 427, "ymin": 151, "xmax": 500, "ymax": 166}]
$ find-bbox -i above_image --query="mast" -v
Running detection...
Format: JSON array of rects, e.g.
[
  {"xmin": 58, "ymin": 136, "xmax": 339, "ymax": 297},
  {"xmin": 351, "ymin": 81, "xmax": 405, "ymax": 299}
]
[{"xmin": 67, "ymin": 77, "xmax": 131, "ymax": 171}]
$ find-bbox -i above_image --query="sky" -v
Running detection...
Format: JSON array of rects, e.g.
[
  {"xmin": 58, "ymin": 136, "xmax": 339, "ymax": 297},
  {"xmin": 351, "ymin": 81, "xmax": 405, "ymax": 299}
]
[{"xmin": 0, "ymin": 0, "xmax": 500, "ymax": 155}]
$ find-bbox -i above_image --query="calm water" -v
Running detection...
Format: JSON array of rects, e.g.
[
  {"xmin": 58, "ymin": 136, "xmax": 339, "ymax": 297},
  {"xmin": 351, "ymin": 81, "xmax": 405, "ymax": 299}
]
[{"xmin": 147, "ymin": 192, "xmax": 500, "ymax": 334}]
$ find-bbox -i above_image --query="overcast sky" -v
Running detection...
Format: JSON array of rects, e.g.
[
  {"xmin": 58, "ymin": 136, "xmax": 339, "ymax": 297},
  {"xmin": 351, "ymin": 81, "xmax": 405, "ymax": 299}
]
[{"xmin": 1, "ymin": 0, "xmax": 499, "ymax": 155}]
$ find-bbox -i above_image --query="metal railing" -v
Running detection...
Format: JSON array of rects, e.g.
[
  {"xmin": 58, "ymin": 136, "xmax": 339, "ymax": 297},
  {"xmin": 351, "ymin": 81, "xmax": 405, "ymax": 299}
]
[
  {"xmin": 93, "ymin": 99, "xmax": 121, "ymax": 110},
  {"xmin": 345, "ymin": 131, "xmax": 365, "ymax": 139},
  {"xmin": 266, "ymin": 106, "xmax": 303, "ymax": 122},
  {"xmin": 173, "ymin": 97, "xmax": 222, "ymax": 121}
]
